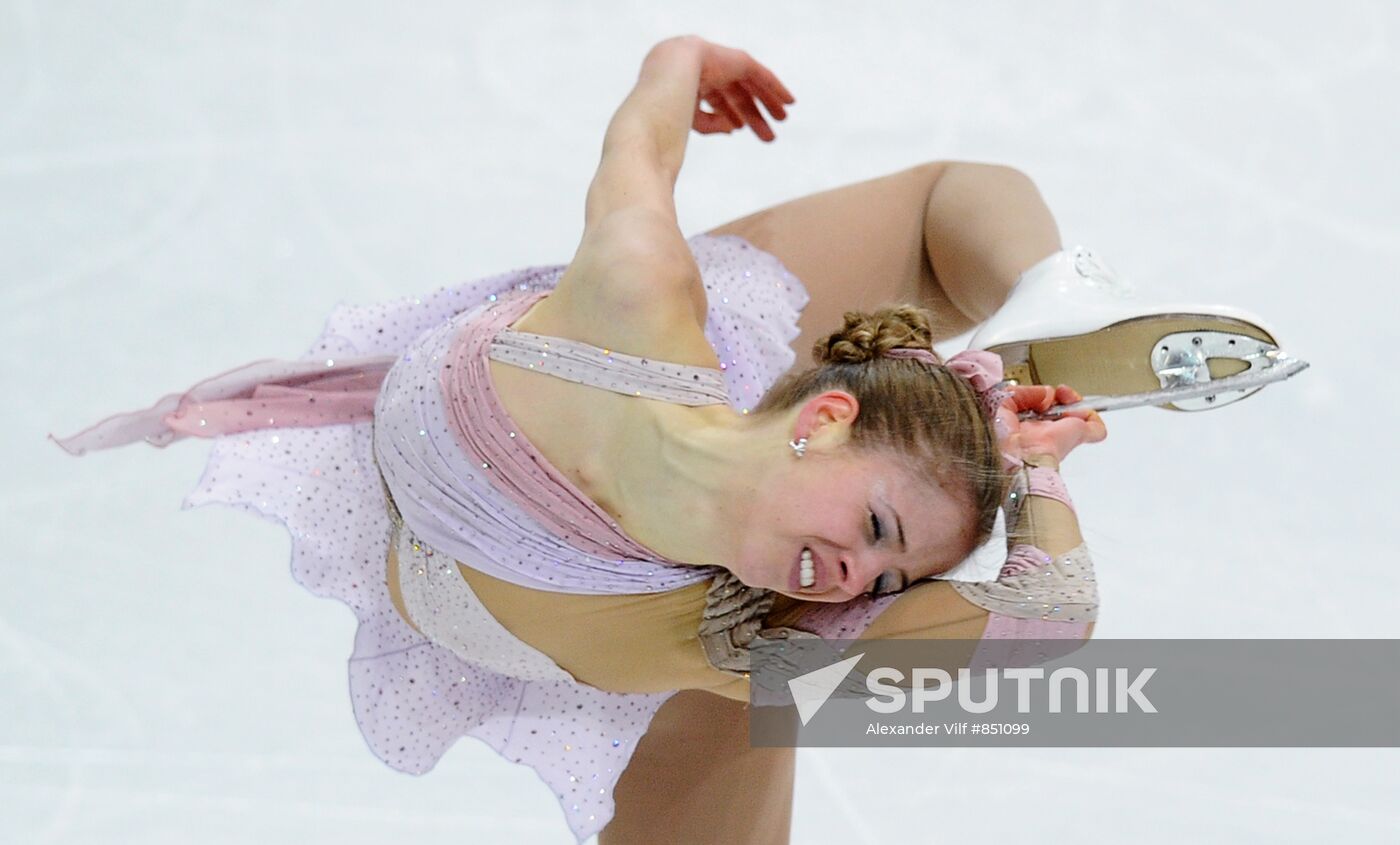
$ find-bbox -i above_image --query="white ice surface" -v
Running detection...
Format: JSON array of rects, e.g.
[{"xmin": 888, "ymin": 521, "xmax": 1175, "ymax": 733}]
[{"xmin": 4, "ymin": 1, "xmax": 1398, "ymax": 843}]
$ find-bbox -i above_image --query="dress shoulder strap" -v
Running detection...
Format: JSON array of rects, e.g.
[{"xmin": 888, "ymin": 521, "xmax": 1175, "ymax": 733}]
[{"xmin": 489, "ymin": 325, "xmax": 731, "ymax": 407}]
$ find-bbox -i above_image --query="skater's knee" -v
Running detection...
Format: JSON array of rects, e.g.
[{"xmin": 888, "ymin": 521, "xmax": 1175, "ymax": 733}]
[
  {"xmin": 920, "ymin": 160, "xmax": 1037, "ymax": 192},
  {"xmin": 922, "ymin": 161, "xmax": 1061, "ymax": 322}
]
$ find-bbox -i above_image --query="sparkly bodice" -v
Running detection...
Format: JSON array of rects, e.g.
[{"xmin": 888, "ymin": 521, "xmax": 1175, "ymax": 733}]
[
  {"xmin": 396, "ymin": 288, "xmax": 829, "ymax": 676},
  {"xmin": 371, "ymin": 243, "xmax": 808, "ymax": 598}
]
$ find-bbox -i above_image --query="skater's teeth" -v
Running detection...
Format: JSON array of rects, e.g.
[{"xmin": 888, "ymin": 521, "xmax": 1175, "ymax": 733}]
[{"xmin": 799, "ymin": 547, "xmax": 816, "ymax": 588}]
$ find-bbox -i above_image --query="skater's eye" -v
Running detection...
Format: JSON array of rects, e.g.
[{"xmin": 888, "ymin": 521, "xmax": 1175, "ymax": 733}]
[{"xmin": 867, "ymin": 570, "xmax": 906, "ymax": 597}]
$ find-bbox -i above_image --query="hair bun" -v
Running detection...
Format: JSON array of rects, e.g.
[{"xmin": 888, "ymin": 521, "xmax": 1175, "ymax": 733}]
[{"xmin": 812, "ymin": 305, "xmax": 937, "ymax": 365}]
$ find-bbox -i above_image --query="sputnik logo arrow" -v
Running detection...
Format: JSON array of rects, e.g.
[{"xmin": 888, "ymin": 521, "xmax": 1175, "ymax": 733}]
[{"xmin": 788, "ymin": 654, "xmax": 865, "ymax": 726}]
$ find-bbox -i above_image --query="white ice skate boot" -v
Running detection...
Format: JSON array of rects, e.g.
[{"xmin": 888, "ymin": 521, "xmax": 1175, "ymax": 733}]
[{"xmin": 968, "ymin": 246, "xmax": 1308, "ymax": 416}]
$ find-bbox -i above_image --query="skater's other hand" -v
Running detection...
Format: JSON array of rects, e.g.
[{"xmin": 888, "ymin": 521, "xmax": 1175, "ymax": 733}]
[
  {"xmin": 995, "ymin": 385, "xmax": 1107, "ymax": 468},
  {"xmin": 684, "ymin": 38, "xmax": 794, "ymax": 141}
]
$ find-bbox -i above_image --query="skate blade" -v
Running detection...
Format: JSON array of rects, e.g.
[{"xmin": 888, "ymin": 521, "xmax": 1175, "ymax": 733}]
[
  {"xmin": 1019, "ymin": 354, "xmax": 1310, "ymax": 419},
  {"xmin": 988, "ymin": 314, "xmax": 1278, "ymax": 412}
]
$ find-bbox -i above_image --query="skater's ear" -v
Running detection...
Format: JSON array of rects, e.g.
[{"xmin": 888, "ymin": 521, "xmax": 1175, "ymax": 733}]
[{"xmin": 792, "ymin": 390, "xmax": 860, "ymax": 450}]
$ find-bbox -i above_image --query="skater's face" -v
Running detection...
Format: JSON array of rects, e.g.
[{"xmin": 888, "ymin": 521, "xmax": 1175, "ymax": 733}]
[{"xmin": 731, "ymin": 393, "xmax": 979, "ymax": 603}]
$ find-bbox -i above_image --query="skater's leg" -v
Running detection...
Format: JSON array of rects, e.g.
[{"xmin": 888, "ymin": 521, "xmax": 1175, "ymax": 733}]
[
  {"xmin": 705, "ymin": 161, "xmax": 1061, "ymax": 357},
  {"xmin": 602, "ymin": 689, "xmax": 794, "ymax": 845}
]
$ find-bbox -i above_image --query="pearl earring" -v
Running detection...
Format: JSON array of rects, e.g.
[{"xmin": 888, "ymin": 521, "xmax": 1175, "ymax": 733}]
[{"xmin": 788, "ymin": 437, "xmax": 808, "ymax": 458}]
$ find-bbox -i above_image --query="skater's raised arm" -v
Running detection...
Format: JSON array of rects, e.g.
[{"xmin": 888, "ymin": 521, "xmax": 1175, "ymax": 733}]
[
  {"xmin": 550, "ymin": 36, "xmax": 794, "ymax": 339},
  {"xmin": 582, "ymin": 36, "xmax": 701, "ymax": 233},
  {"xmin": 583, "ymin": 35, "xmax": 793, "ymax": 231}
]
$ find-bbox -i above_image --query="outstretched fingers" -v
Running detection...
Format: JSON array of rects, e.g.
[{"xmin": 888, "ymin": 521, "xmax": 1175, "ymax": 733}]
[
  {"xmin": 739, "ymin": 76, "xmax": 788, "ymax": 121},
  {"xmin": 693, "ymin": 104, "xmax": 735, "ymax": 134},
  {"xmin": 748, "ymin": 56, "xmax": 796, "ymax": 105},
  {"xmin": 691, "ymin": 42, "xmax": 794, "ymax": 141},
  {"xmin": 723, "ymin": 82, "xmax": 776, "ymax": 141},
  {"xmin": 715, "ymin": 91, "xmax": 747, "ymax": 128}
]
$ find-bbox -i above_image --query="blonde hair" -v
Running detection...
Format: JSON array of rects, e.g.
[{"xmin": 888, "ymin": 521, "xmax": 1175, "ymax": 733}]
[{"xmin": 753, "ymin": 305, "xmax": 1005, "ymax": 564}]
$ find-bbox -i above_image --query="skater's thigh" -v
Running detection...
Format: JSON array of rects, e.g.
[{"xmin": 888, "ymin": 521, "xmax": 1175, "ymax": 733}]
[
  {"xmin": 603, "ymin": 689, "xmax": 794, "ymax": 845},
  {"xmin": 705, "ymin": 162, "xmax": 969, "ymax": 359}
]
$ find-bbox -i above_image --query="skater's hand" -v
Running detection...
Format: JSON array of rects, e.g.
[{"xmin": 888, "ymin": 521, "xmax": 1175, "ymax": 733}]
[
  {"xmin": 687, "ymin": 38, "xmax": 794, "ymax": 141},
  {"xmin": 995, "ymin": 384, "xmax": 1107, "ymax": 468}
]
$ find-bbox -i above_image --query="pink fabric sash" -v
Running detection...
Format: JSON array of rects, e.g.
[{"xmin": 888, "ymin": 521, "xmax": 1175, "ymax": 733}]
[
  {"xmin": 49, "ymin": 355, "xmax": 396, "ymax": 456},
  {"xmin": 438, "ymin": 291, "xmax": 685, "ymax": 563}
]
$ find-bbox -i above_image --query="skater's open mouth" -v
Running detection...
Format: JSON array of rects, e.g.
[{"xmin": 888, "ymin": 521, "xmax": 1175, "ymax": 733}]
[{"xmin": 792, "ymin": 546, "xmax": 827, "ymax": 593}]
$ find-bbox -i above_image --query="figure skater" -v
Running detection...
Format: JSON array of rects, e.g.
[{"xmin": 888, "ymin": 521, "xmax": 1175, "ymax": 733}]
[{"xmin": 52, "ymin": 35, "xmax": 1300, "ymax": 844}]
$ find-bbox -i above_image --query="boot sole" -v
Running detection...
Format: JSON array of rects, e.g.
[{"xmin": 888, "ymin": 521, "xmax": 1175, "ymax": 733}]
[{"xmin": 986, "ymin": 314, "xmax": 1278, "ymax": 411}]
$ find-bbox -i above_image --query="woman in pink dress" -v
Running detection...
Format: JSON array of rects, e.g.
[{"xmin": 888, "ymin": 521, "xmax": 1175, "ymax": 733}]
[{"xmin": 56, "ymin": 34, "xmax": 1214, "ymax": 844}]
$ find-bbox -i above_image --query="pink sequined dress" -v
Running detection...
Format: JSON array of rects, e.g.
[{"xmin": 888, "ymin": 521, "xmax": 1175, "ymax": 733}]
[{"xmin": 50, "ymin": 233, "xmax": 1096, "ymax": 843}]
